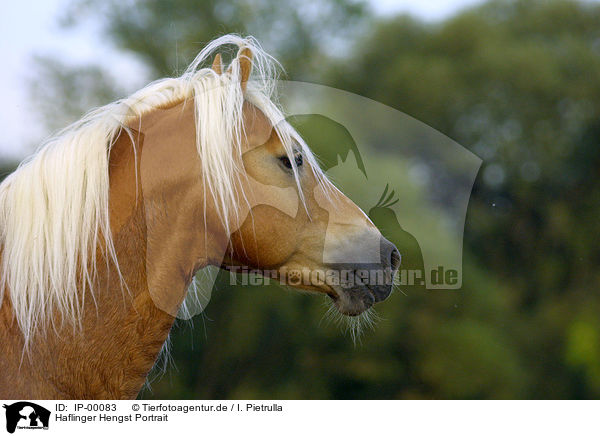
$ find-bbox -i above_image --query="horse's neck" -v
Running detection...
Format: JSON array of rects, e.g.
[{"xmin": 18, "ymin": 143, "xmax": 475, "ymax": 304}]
[{"xmin": 0, "ymin": 126, "xmax": 205, "ymax": 399}]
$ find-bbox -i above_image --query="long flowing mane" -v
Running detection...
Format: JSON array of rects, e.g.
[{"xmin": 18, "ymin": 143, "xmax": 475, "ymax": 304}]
[{"xmin": 0, "ymin": 34, "xmax": 327, "ymax": 345}]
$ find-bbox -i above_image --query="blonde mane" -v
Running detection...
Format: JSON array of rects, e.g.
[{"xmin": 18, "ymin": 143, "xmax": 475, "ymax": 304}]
[{"xmin": 0, "ymin": 34, "xmax": 328, "ymax": 345}]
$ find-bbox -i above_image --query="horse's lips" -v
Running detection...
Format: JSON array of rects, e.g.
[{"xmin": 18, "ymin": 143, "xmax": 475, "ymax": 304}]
[
  {"xmin": 326, "ymin": 291, "xmax": 338, "ymax": 301},
  {"xmin": 328, "ymin": 283, "xmax": 378, "ymax": 317}
]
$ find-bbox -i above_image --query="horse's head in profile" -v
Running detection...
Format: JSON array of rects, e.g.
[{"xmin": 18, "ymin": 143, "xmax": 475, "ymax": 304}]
[
  {"xmin": 139, "ymin": 41, "xmax": 400, "ymax": 318},
  {"xmin": 227, "ymin": 100, "xmax": 400, "ymax": 316}
]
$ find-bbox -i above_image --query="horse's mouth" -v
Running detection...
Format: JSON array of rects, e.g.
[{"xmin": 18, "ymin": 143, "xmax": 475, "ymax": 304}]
[
  {"xmin": 315, "ymin": 283, "xmax": 373, "ymax": 316},
  {"xmin": 325, "ymin": 266, "xmax": 395, "ymax": 316},
  {"xmin": 328, "ymin": 286, "xmax": 380, "ymax": 317}
]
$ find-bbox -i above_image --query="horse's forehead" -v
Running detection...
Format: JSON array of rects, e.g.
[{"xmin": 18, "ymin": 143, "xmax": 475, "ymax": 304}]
[
  {"xmin": 242, "ymin": 101, "xmax": 277, "ymax": 151},
  {"xmin": 128, "ymin": 98, "xmax": 280, "ymax": 153}
]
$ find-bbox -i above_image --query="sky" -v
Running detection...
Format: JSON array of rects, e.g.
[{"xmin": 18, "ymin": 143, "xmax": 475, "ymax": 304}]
[{"xmin": 0, "ymin": 0, "xmax": 486, "ymax": 159}]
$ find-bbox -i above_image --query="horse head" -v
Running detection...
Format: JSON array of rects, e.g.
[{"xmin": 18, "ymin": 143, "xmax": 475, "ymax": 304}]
[{"xmin": 138, "ymin": 42, "xmax": 400, "ymax": 317}]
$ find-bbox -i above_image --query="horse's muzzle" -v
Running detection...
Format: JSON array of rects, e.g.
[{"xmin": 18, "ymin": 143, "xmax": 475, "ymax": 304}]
[{"xmin": 328, "ymin": 236, "xmax": 400, "ymax": 316}]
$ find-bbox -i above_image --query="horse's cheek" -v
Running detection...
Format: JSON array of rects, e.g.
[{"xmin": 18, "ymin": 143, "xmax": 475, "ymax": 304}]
[{"xmin": 233, "ymin": 205, "xmax": 298, "ymax": 267}]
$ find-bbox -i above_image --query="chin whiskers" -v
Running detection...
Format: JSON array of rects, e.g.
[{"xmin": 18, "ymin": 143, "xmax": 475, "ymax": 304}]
[{"xmin": 320, "ymin": 298, "xmax": 381, "ymax": 346}]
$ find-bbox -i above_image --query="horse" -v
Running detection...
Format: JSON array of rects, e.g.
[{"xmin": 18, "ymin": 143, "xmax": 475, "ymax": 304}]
[{"xmin": 0, "ymin": 35, "xmax": 399, "ymax": 399}]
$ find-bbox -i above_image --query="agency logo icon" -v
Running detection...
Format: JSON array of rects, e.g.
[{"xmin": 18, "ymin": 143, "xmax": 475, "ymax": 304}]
[{"xmin": 2, "ymin": 402, "xmax": 50, "ymax": 434}]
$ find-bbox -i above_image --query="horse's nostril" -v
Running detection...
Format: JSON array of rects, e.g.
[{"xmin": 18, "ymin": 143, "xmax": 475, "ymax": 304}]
[
  {"xmin": 380, "ymin": 237, "xmax": 400, "ymax": 272},
  {"xmin": 390, "ymin": 248, "xmax": 401, "ymax": 272}
]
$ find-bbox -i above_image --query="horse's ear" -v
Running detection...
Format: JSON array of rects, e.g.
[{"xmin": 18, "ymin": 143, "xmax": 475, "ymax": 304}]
[
  {"xmin": 239, "ymin": 47, "xmax": 253, "ymax": 92},
  {"xmin": 227, "ymin": 47, "xmax": 253, "ymax": 93},
  {"xmin": 211, "ymin": 53, "xmax": 223, "ymax": 75}
]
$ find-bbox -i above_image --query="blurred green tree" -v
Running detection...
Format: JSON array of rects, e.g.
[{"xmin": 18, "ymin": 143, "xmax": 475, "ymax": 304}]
[
  {"xmin": 31, "ymin": 0, "xmax": 368, "ymax": 134},
  {"xmin": 327, "ymin": 0, "xmax": 600, "ymax": 398},
  {"xmin": 60, "ymin": 0, "xmax": 368, "ymax": 79}
]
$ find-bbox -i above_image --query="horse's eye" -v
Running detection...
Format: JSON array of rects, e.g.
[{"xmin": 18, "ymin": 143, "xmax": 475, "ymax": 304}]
[
  {"xmin": 279, "ymin": 154, "xmax": 303, "ymax": 170},
  {"xmin": 280, "ymin": 156, "xmax": 293, "ymax": 169}
]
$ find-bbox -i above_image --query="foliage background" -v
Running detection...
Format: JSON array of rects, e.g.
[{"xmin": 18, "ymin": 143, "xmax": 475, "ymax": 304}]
[{"xmin": 3, "ymin": 0, "xmax": 600, "ymax": 399}]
